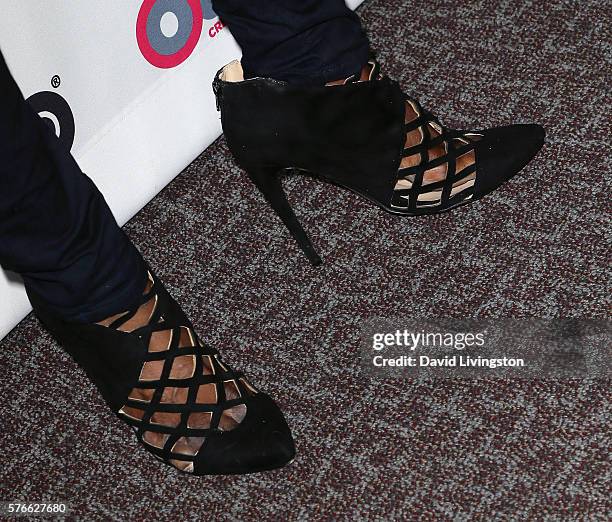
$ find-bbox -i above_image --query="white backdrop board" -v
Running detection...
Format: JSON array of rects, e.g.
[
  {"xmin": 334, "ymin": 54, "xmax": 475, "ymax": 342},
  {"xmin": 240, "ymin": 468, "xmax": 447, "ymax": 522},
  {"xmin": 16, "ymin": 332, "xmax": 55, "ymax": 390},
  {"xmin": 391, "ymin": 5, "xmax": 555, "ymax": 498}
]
[{"xmin": 0, "ymin": 0, "xmax": 365, "ymax": 339}]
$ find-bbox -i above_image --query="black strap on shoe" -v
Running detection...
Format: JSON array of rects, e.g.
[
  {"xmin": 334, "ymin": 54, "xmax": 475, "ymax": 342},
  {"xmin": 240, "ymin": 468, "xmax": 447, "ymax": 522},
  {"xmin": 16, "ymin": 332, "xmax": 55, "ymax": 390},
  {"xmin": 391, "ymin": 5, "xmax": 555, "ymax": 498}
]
[
  {"xmin": 392, "ymin": 95, "xmax": 481, "ymax": 212},
  {"xmin": 112, "ymin": 272, "xmax": 257, "ymax": 472}
]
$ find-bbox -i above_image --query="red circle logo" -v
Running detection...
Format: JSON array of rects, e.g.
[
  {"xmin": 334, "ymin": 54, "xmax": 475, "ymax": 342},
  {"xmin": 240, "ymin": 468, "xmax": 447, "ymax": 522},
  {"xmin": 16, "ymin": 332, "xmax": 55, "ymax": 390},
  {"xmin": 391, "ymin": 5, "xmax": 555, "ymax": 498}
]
[{"xmin": 136, "ymin": 0, "xmax": 203, "ymax": 68}]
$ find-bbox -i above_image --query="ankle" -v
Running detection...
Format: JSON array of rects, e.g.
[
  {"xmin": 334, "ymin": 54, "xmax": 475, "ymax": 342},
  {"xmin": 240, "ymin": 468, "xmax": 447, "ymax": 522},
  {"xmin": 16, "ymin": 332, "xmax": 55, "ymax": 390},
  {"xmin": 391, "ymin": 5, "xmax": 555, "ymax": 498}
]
[
  {"xmin": 96, "ymin": 272, "xmax": 154, "ymax": 330},
  {"xmin": 326, "ymin": 62, "xmax": 375, "ymax": 86}
]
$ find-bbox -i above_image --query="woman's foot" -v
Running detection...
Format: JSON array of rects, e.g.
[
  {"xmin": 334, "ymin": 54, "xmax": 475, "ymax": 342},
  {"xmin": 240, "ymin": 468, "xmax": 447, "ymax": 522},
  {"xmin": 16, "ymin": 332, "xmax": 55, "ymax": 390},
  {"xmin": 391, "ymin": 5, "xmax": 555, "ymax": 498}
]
[
  {"xmin": 213, "ymin": 58, "xmax": 544, "ymax": 263},
  {"xmin": 28, "ymin": 270, "xmax": 295, "ymax": 475},
  {"xmin": 327, "ymin": 60, "xmax": 540, "ymax": 210},
  {"xmin": 327, "ymin": 63, "xmax": 476, "ymax": 190},
  {"xmin": 96, "ymin": 273, "xmax": 250, "ymax": 470}
]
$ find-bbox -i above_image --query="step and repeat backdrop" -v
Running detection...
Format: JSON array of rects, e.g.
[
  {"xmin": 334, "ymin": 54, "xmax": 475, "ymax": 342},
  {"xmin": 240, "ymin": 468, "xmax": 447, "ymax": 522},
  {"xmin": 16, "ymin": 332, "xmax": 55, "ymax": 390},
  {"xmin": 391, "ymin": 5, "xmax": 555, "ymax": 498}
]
[{"xmin": 0, "ymin": 0, "xmax": 364, "ymax": 339}]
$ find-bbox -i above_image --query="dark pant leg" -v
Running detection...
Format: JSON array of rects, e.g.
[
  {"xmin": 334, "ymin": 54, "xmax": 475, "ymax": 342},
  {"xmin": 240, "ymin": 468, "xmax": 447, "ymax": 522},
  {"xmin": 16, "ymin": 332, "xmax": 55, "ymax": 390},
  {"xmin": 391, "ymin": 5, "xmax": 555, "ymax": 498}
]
[
  {"xmin": 0, "ymin": 51, "xmax": 147, "ymax": 323},
  {"xmin": 212, "ymin": 0, "xmax": 370, "ymax": 85}
]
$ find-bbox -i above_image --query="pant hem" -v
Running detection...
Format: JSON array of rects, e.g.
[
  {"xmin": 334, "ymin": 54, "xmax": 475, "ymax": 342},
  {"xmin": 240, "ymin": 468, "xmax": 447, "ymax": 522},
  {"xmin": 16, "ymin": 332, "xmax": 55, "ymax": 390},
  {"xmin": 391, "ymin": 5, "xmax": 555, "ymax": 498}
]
[{"xmin": 28, "ymin": 252, "xmax": 149, "ymax": 325}]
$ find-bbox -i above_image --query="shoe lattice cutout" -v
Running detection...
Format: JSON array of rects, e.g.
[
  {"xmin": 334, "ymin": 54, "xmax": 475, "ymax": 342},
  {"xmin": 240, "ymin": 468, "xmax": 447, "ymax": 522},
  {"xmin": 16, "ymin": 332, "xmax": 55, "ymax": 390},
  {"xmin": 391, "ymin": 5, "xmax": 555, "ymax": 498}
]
[
  {"xmin": 106, "ymin": 274, "xmax": 257, "ymax": 473},
  {"xmin": 392, "ymin": 98, "xmax": 482, "ymax": 212},
  {"xmin": 345, "ymin": 61, "xmax": 483, "ymax": 213}
]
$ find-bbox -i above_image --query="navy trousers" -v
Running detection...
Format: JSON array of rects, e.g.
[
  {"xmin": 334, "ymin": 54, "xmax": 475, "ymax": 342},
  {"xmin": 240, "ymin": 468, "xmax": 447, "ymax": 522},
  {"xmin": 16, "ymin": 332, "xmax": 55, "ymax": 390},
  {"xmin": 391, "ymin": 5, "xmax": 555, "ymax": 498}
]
[
  {"xmin": 0, "ymin": 52, "xmax": 147, "ymax": 322},
  {"xmin": 0, "ymin": 1, "xmax": 369, "ymax": 322},
  {"xmin": 211, "ymin": 0, "xmax": 369, "ymax": 85}
]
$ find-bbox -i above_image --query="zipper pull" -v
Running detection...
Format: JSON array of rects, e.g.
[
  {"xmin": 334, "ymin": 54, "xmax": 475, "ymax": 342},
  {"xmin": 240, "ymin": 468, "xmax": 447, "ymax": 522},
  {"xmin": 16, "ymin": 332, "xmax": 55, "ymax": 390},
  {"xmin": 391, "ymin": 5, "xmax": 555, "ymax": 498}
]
[{"xmin": 212, "ymin": 78, "xmax": 223, "ymax": 112}]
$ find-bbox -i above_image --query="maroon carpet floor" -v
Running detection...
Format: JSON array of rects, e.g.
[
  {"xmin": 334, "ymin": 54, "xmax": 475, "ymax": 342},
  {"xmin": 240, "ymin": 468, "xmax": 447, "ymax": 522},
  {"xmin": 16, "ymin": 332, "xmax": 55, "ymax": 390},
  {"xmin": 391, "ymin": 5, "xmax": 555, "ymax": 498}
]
[{"xmin": 1, "ymin": 0, "xmax": 610, "ymax": 519}]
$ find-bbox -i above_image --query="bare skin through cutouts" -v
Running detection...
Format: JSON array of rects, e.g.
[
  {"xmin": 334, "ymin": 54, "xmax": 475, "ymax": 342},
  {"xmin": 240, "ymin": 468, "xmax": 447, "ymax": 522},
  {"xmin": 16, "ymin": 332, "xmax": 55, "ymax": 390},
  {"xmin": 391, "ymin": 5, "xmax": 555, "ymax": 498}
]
[
  {"xmin": 327, "ymin": 64, "xmax": 478, "ymax": 203},
  {"xmin": 397, "ymin": 101, "xmax": 476, "ymax": 196},
  {"xmin": 96, "ymin": 274, "xmax": 249, "ymax": 471}
]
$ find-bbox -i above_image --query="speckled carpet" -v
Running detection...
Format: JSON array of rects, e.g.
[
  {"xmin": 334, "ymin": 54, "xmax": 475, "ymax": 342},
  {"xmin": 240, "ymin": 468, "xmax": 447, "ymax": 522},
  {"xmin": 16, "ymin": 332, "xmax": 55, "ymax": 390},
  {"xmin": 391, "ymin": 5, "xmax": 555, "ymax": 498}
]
[{"xmin": 1, "ymin": 0, "xmax": 610, "ymax": 519}]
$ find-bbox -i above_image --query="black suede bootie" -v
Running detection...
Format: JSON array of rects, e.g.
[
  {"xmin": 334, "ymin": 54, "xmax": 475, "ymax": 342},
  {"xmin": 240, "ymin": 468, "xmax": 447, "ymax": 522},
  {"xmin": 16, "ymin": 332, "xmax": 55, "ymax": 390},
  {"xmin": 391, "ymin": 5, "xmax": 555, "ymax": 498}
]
[
  {"xmin": 28, "ymin": 270, "xmax": 295, "ymax": 475},
  {"xmin": 213, "ymin": 59, "xmax": 545, "ymax": 265}
]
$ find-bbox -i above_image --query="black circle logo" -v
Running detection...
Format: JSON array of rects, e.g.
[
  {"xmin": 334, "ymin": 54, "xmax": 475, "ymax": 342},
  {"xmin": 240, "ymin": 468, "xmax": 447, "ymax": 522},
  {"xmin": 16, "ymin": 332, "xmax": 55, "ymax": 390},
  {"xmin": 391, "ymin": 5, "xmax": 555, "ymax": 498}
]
[{"xmin": 26, "ymin": 91, "xmax": 75, "ymax": 151}]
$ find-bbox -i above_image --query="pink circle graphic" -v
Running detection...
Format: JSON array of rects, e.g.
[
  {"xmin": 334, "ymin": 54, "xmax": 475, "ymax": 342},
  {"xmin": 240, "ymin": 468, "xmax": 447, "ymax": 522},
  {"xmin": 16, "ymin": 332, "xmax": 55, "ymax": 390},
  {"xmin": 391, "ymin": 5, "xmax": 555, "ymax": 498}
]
[{"xmin": 136, "ymin": 0, "xmax": 203, "ymax": 68}]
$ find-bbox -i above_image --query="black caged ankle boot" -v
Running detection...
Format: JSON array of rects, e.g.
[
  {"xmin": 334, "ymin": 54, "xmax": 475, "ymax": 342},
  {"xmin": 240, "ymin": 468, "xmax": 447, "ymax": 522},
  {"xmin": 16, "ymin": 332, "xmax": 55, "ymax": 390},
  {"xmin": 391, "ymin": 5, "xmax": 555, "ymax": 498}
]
[
  {"xmin": 28, "ymin": 270, "xmax": 295, "ymax": 475},
  {"xmin": 213, "ymin": 59, "xmax": 545, "ymax": 266}
]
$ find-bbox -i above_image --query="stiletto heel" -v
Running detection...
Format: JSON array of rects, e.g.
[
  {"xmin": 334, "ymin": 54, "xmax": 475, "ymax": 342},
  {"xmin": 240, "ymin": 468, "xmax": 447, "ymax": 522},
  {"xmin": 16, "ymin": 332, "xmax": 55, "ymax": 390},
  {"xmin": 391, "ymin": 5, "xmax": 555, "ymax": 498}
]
[{"xmin": 246, "ymin": 164, "xmax": 322, "ymax": 266}]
